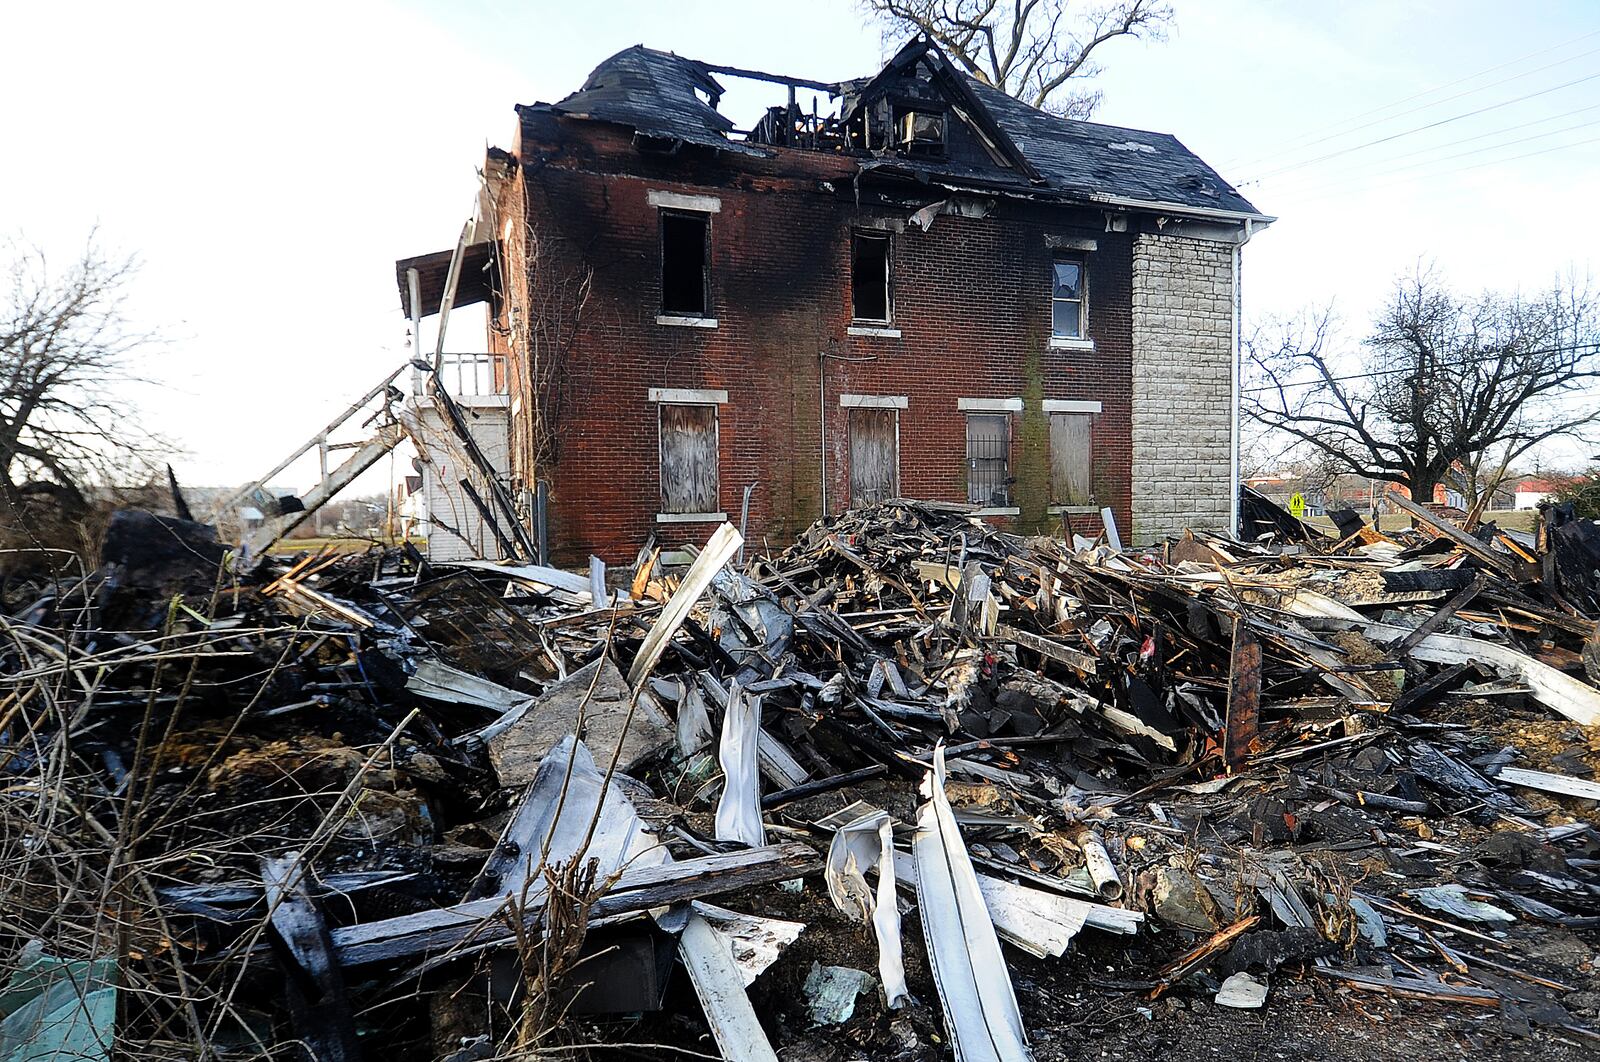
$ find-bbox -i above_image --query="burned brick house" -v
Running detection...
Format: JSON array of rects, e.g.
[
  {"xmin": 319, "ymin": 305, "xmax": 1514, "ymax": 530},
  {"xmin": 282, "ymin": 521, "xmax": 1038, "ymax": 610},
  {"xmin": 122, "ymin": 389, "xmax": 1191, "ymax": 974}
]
[{"xmin": 399, "ymin": 38, "xmax": 1271, "ymax": 564}]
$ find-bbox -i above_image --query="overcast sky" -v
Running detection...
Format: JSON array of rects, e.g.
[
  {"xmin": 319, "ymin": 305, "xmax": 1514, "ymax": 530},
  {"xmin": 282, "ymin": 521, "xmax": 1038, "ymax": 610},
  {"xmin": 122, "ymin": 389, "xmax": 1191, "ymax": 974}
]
[{"xmin": 3, "ymin": 0, "xmax": 1597, "ymax": 491}]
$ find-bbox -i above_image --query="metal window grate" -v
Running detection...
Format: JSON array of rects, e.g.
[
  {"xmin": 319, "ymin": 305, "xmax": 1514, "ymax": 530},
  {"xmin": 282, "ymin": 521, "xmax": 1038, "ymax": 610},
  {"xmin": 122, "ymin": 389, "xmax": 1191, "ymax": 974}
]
[{"xmin": 965, "ymin": 413, "xmax": 1011, "ymax": 506}]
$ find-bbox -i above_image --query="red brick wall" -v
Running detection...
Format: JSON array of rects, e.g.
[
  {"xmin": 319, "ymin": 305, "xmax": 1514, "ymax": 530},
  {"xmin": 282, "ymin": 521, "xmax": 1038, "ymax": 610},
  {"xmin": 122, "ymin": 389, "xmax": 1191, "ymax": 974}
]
[{"xmin": 501, "ymin": 115, "xmax": 1135, "ymax": 565}]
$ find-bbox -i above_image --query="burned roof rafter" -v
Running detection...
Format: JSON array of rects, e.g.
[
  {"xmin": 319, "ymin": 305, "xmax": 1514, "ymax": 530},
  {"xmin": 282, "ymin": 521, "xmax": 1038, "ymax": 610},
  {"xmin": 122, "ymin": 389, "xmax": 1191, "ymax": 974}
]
[
  {"xmin": 516, "ymin": 41, "xmax": 1268, "ymax": 223},
  {"xmin": 841, "ymin": 36, "xmax": 1044, "ymax": 183}
]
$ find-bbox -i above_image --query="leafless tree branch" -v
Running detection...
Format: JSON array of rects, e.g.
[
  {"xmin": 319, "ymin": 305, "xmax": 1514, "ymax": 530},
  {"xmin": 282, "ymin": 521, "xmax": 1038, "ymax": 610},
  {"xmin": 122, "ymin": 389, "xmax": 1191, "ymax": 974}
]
[
  {"xmin": 864, "ymin": 0, "xmax": 1172, "ymax": 116},
  {"xmin": 1242, "ymin": 266, "xmax": 1600, "ymax": 507},
  {"xmin": 0, "ymin": 232, "xmax": 171, "ymax": 526}
]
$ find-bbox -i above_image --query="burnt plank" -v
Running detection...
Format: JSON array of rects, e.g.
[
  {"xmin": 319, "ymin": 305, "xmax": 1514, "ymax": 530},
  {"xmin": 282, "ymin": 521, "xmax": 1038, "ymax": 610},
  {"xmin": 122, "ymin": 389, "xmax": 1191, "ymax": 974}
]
[
  {"xmin": 1387, "ymin": 574, "xmax": 1485, "ymax": 659},
  {"xmin": 1386, "ymin": 492, "xmax": 1514, "ymax": 575},
  {"xmin": 1223, "ymin": 618, "xmax": 1262, "ymax": 769},
  {"xmin": 330, "ymin": 842, "xmax": 818, "ymax": 967},
  {"xmin": 1391, "ymin": 662, "xmax": 1473, "ymax": 713},
  {"xmin": 263, "ymin": 856, "xmax": 362, "ymax": 1062}
]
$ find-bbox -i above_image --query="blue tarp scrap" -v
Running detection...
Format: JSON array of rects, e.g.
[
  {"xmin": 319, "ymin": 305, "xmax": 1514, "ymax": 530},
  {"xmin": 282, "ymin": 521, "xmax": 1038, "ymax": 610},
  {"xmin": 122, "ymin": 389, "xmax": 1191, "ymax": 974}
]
[{"xmin": 0, "ymin": 942, "xmax": 117, "ymax": 1062}]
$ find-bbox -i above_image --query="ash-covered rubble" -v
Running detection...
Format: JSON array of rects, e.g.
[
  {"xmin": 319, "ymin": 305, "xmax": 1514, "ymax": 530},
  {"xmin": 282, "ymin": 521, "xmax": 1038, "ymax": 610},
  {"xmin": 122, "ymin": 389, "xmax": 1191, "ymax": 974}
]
[{"xmin": 2, "ymin": 497, "xmax": 1599, "ymax": 1060}]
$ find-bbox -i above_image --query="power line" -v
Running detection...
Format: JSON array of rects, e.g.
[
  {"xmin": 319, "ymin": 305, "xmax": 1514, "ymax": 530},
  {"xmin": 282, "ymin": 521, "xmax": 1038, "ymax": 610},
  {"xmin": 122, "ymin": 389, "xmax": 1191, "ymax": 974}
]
[
  {"xmin": 1265, "ymin": 111, "xmax": 1600, "ymax": 200},
  {"xmin": 1270, "ymin": 128, "xmax": 1600, "ymax": 208},
  {"xmin": 1240, "ymin": 68, "xmax": 1600, "ymax": 185},
  {"xmin": 1222, "ymin": 30, "xmax": 1600, "ymax": 172},
  {"xmin": 1263, "ymin": 99, "xmax": 1600, "ymax": 194},
  {"xmin": 1242, "ymin": 341, "xmax": 1600, "ymax": 395}
]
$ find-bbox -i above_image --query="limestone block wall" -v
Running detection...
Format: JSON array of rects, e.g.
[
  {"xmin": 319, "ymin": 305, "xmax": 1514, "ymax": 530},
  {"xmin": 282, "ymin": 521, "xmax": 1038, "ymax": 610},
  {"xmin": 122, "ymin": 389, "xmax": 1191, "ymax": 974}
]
[{"xmin": 1129, "ymin": 233, "xmax": 1236, "ymax": 544}]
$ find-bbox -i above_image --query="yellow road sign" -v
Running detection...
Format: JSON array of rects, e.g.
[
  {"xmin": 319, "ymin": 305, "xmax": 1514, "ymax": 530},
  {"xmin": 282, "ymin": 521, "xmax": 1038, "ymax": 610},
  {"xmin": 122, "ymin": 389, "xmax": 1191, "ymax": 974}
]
[{"xmin": 1288, "ymin": 492, "xmax": 1306, "ymax": 518}]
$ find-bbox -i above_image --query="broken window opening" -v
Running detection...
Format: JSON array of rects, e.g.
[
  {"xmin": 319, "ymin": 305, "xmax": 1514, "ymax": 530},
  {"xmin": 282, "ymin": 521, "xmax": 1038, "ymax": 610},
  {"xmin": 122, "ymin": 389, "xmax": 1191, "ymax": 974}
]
[
  {"xmin": 659, "ymin": 403, "xmax": 720, "ymax": 514},
  {"xmin": 965, "ymin": 413, "xmax": 1011, "ymax": 507},
  {"xmin": 851, "ymin": 231, "xmax": 892, "ymax": 323},
  {"xmin": 1049, "ymin": 412, "xmax": 1095, "ymax": 506},
  {"xmin": 661, "ymin": 211, "xmax": 711, "ymax": 317},
  {"xmin": 894, "ymin": 107, "xmax": 946, "ymax": 157},
  {"xmin": 1052, "ymin": 256, "xmax": 1086, "ymax": 339}
]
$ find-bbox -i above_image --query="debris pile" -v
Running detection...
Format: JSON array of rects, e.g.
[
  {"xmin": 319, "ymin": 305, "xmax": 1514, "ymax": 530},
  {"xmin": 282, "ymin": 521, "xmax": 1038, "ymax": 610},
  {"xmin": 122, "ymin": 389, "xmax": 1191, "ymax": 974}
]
[{"xmin": 2, "ymin": 498, "xmax": 1599, "ymax": 1060}]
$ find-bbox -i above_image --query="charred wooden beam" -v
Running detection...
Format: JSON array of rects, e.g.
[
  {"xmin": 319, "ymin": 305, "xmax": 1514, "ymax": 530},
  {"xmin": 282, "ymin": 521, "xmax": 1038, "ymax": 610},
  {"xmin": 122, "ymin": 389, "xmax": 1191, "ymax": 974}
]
[
  {"xmin": 1386, "ymin": 492, "xmax": 1515, "ymax": 576},
  {"xmin": 329, "ymin": 842, "xmax": 819, "ymax": 967},
  {"xmin": 695, "ymin": 62, "xmax": 837, "ymax": 93},
  {"xmin": 761, "ymin": 764, "xmax": 887, "ymax": 809},
  {"xmin": 1387, "ymin": 573, "xmax": 1484, "ymax": 659},
  {"xmin": 1391, "ymin": 661, "xmax": 1474, "ymax": 714},
  {"xmin": 263, "ymin": 856, "xmax": 362, "ymax": 1062},
  {"xmin": 1223, "ymin": 618, "xmax": 1262, "ymax": 770},
  {"xmin": 1147, "ymin": 915, "xmax": 1259, "ymax": 998}
]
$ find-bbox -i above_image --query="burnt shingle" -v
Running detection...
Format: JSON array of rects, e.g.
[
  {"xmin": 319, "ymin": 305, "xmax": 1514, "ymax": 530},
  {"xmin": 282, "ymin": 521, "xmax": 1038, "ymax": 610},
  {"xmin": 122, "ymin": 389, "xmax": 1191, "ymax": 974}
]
[{"xmin": 533, "ymin": 44, "xmax": 1264, "ymax": 219}]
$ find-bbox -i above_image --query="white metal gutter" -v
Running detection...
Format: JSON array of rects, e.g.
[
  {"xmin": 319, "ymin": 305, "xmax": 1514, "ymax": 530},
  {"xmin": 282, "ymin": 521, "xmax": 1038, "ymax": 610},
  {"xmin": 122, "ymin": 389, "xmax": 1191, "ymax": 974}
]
[
  {"xmin": 1229, "ymin": 219, "xmax": 1257, "ymax": 537},
  {"xmin": 1082, "ymin": 192, "xmax": 1277, "ymax": 226}
]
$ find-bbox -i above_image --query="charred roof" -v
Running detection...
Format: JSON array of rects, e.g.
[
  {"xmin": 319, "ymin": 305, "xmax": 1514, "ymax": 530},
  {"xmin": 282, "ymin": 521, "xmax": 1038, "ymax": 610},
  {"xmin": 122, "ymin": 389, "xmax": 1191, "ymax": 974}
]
[{"xmin": 520, "ymin": 39, "xmax": 1267, "ymax": 221}]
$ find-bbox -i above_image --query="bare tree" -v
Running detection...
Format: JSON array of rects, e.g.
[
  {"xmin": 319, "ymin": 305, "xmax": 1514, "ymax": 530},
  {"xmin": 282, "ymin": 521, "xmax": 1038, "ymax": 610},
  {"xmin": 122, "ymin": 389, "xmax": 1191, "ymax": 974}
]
[
  {"xmin": 863, "ymin": 0, "xmax": 1173, "ymax": 117},
  {"xmin": 1244, "ymin": 266, "xmax": 1600, "ymax": 509},
  {"xmin": 0, "ymin": 234, "xmax": 168, "ymax": 520}
]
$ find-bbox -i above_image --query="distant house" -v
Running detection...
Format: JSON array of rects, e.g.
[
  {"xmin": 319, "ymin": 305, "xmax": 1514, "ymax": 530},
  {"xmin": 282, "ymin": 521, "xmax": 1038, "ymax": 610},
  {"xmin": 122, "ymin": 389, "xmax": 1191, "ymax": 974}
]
[
  {"xmin": 1513, "ymin": 476, "xmax": 1566, "ymax": 509},
  {"xmin": 397, "ymin": 38, "xmax": 1272, "ymax": 562}
]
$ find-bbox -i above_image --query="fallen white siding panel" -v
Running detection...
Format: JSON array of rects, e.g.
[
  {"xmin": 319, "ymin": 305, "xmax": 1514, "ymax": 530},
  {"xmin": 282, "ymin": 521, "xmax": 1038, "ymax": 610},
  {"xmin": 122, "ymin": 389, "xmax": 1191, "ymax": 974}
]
[
  {"xmin": 714, "ymin": 680, "xmax": 765, "ymax": 847},
  {"xmin": 627, "ymin": 524, "xmax": 743, "ymax": 687},
  {"xmin": 913, "ymin": 747, "xmax": 1034, "ymax": 1062},
  {"xmin": 824, "ymin": 810, "xmax": 910, "ymax": 1007},
  {"xmin": 1495, "ymin": 766, "xmax": 1600, "ymax": 801},
  {"xmin": 1365, "ymin": 622, "xmax": 1600, "ymax": 726},
  {"xmin": 677, "ymin": 911, "xmax": 780, "ymax": 1062}
]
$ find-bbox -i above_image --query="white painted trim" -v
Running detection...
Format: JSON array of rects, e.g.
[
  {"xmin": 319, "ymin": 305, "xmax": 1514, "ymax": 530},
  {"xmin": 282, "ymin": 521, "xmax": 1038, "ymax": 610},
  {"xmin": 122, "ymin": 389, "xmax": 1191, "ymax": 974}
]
[
  {"xmin": 1045, "ymin": 235, "xmax": 1098, "ymax": 251},
  {"xmin": 1042, "ymin": 399, "xmax": 1102, "ymax": 414},
  {"xmin": 649, "ymin": 387, "xmax": 728, "ymax": 404},
  {"xmin": 847, "ymin": 325, "xmax": 902, "ymax": 338},
  {"xmin": 1081, "ymin": 191, "xmax": 1275, "ymax": 226},
  {"xmin": 1048, "ymin": 505, "xmax": 1100, "ymax": 514},
  {"xmin": 657, "ymin": 315, "xmax": 719, "ymax": 329},
  {"xmin": 1049, "ymin": 337, "xmax": 1095, "ymax": 352},
  {"xmin": 452, "ymin": 394, "xmax": 512, "ymax": 409},
  {"xmin": 971, "ymin": 507, "xmax": 1021, "ymax": 517},
  {"xmin": 840, "ymin": 394, "xmax": 908, "ymax": 409},
  {"xmin": 656, "ymin": 511, "xmax": 729, "ymax": 524},
  {"xmin": 958, "ymin": 397, "xmax": 1023, "ymax": 413},
  {"xmin": 648, "ymin": 189, "xmax": 722, "ymax": 213}
]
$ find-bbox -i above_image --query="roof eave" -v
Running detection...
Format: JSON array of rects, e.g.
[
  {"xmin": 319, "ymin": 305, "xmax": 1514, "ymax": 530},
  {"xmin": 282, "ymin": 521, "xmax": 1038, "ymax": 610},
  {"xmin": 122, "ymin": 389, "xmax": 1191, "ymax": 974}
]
[
  {"xmin": 1080, "ymin": 191, "xmax": 1275, "ymax": 226},
  {"xmin": 855, "ymin": 165, "xmax": 1275, "ymax": 224}
]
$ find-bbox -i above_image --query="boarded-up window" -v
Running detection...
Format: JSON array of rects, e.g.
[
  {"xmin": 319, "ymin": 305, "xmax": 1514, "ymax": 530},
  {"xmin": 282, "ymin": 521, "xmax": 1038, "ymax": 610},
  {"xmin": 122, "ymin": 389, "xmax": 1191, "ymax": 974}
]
[
  {"xmin": 659, "ymin": 404, "xmax": 719, "ymax": 513},
  {"xmin": 965, "ymin": 414, "xmax": 1011, "ymax": 506},
  {"xmin": 851, "ymin": 232, "xmax": 892, "ymax": 322},
  {"xmin": 661, "ymin": 211, "xmax": 710, "ymax": 316},
  {"xmin": 849, "ymin": 407, "xmax": 898, "ymax": 505},
  {"xmin": 1049, "ymin": 412, "xmax": 1094, "ymax": 505}
]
